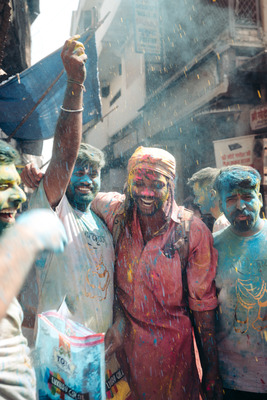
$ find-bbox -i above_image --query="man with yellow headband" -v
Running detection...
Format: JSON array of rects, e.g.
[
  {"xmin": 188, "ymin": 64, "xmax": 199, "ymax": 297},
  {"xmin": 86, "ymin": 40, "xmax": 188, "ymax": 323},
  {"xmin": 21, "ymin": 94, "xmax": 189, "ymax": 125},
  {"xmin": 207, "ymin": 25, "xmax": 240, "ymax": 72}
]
[
  {"xmin": 92, "ymin": 146, "xmax": 223, "ymax": 400},
  {"xmin": 22, "ymin": 144, "xmax": 222, "ymax": 399}
]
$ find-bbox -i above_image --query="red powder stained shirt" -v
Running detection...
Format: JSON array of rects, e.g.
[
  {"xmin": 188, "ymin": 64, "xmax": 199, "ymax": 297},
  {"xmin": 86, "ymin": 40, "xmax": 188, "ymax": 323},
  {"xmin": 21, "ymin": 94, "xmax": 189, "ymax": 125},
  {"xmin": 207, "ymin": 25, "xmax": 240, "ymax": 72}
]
[{"xmin": 92, "ymin": 192, "xmax": 218, "ymax": 400}]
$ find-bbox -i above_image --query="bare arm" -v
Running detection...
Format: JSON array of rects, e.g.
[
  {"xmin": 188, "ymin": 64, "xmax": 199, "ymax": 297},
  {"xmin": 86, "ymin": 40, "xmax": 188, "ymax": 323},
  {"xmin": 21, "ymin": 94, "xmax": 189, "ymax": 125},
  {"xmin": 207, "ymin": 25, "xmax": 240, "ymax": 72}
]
[
  {"xmin": 42, "ymin": 36, "xmax": 87, "ymax": 207},
  {"xmin": 105, "ymin": 295, "xmax": 127, "ymax": 361},
  {"xmin": 193, "ymin": 309, "xmax": 223, "ymax": 400},
  {"xmin": 0, "ymin": 210, "xmax": 67, "ymax": 319}
]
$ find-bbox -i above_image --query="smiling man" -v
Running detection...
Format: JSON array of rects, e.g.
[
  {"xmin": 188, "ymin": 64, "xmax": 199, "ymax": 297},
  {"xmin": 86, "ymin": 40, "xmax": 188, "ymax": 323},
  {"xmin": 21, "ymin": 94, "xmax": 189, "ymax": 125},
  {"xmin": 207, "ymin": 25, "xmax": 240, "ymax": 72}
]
[
  {"xmin": 91, "ymin": 146, "xmax": 223, "ymax": 400},
  {"xmin": 213, "ymin": 165, "xmax": 267, "ymax": 399},
  {"xmin": 22, "ymin": 147, "xmax": 223, "ymax": 396},
  {"xmin": 20, "ymin": 38, "xmax": 131, "ymax": 398}
]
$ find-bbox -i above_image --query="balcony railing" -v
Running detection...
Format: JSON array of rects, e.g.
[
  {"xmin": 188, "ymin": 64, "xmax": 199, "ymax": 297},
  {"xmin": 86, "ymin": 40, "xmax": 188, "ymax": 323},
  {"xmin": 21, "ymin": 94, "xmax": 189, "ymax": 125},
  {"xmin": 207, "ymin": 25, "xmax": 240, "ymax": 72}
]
[{"xmin": 159, "ymin": 0, "xmax": 261, "ymax": 73}]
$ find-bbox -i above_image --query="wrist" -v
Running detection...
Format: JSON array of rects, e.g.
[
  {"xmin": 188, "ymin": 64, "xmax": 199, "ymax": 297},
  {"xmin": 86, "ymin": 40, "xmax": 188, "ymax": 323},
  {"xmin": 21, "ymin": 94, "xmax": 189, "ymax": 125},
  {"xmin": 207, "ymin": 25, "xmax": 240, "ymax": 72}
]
[{"xmin": 67, "ymin": 79, "xmax": 86, "ymax": 91}]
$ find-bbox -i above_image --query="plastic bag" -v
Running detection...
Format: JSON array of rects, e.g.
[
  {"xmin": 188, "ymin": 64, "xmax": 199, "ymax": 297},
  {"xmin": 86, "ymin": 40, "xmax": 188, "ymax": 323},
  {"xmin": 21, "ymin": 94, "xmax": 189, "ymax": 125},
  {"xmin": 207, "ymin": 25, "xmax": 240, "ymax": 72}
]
[
  {"xmin": 35, "ymin": 311, "xmax": 105, "ymax": 400},
  {"xmin": 105, "ymin": 356, "xmax": 132, "ymax": 399}
]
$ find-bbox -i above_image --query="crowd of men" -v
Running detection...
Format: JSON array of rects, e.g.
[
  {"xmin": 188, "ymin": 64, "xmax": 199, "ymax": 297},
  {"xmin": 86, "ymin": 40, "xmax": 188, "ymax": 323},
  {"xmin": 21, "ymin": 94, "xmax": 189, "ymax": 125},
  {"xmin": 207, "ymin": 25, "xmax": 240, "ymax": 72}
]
[{"xmin": 0, "ymin": 37, "xmax": 266, "ymax": 400}]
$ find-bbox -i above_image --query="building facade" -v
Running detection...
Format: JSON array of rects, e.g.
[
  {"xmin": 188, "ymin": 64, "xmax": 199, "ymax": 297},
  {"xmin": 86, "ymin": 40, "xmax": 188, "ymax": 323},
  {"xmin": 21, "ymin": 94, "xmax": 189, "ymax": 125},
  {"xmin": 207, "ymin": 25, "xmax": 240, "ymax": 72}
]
[{"xmin": 71, "ymin": 0, "xmax": 267, "ymax": 202}]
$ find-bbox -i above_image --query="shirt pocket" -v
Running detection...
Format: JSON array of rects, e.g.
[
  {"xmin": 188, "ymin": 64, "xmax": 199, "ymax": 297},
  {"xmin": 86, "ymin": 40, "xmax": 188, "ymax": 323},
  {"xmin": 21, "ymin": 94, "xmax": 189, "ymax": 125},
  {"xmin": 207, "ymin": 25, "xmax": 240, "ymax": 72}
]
[{"xmin": 145, "ymin": 250, "xmax": 184, "ymax": 307}]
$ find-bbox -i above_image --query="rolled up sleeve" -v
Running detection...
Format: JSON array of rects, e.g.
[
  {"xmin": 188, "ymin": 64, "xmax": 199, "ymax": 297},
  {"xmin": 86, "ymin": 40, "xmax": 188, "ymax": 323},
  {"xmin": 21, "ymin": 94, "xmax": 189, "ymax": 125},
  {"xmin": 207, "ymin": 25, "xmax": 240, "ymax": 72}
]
[{"xmin": 91, "ymin": 192, "xmax": 124, "ymax": 233}]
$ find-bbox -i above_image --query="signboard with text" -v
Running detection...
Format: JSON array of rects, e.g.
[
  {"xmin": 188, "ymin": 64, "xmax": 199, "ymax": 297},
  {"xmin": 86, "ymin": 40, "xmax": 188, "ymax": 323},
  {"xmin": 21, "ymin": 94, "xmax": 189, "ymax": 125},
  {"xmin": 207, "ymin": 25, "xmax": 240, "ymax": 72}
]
[
  {"xmin": 213, "ymin": 135, "xmax": 255, "ymax": 168},
  {"xmin": 250, "ymin": 105, "xmax": 267, "ymax": 131},
  {"xmin": 134, "ymin": 0, "xmax": 161, "ymax": 55}
]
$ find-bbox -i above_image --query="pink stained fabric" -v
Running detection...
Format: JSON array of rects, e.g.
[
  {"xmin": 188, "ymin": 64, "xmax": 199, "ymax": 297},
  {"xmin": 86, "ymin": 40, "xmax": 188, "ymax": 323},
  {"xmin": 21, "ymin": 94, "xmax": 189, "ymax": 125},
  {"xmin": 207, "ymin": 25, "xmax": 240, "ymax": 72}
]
[{"xmin": 92, "ymin": 192, "xmax": 218, "ymax": 400}]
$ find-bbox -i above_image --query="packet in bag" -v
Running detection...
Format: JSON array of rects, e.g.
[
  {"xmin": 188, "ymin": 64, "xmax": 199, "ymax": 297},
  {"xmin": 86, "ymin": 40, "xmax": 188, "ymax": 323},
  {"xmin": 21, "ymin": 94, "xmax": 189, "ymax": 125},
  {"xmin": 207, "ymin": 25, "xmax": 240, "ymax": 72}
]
[{"xmin": 35, "ymin": 311, "xmax": 105, "ymax": 400}]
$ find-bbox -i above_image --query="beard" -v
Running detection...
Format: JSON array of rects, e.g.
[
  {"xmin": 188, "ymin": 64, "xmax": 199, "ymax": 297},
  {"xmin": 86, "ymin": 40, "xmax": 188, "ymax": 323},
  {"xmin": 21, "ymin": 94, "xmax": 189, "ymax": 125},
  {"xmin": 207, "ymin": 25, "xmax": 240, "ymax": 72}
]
[{"xmin": 232, "ymin": 211, "xmax": 255, "ymax": 232}]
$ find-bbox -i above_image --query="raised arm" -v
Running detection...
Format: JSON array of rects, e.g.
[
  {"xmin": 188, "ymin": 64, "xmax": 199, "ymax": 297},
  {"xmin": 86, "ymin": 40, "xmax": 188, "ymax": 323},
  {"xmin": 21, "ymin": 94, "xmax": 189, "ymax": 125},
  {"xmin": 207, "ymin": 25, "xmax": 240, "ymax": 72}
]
[{"xmin": 42, "ymin": 36, "xmax": 87, "ymax": 207}]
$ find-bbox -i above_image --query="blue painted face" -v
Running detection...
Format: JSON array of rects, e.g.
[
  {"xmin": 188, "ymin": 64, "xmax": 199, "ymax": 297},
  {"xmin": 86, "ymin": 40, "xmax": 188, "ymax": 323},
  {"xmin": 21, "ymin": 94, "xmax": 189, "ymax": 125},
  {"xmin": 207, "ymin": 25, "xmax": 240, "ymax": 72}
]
[
  {"xmin": 66, "ymin": 163, "xmax": 101, "ymax": 212},
  {"xmin": 193, "ymin": 182, "xmax": 214, "ymax": 215},
  {"xmin": 220, "ymin": 186, "xmax": 262, "ymax": 234}
]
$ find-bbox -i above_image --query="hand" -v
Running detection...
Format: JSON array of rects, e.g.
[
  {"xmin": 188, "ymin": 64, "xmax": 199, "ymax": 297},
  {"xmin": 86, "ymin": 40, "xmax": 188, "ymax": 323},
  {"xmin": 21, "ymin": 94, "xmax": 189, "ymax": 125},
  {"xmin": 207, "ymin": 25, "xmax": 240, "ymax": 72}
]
[
  {"xmin": 202, "ymin": 371, "xmax": 223, "ymax": 400},
  {"xmin": 105, "ymin": 316, "xmax": 126, "ymax": 362},
  {"xmin": 16, "ymin": 209, "xmax": 68, "ymax": 253},
  {"xmin": 61, "ymin": 35, "xmax": 87, "ymax": 84},
  {"xmin": 20, "ymin": 162, "xmax": 44, "ymax": 189}
]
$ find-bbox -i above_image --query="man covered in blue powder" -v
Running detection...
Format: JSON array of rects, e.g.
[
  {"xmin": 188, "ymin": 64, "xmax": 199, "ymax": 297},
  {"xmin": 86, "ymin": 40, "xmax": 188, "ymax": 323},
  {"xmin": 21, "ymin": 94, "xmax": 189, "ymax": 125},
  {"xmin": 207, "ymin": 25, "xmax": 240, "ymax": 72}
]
[
  {"xmin": 20, "ymin": 36, "xmax": 131, "ymax": 399},
  {"xmin": 213, "ymin": 165, "xmax": 267, "ymax": 399}
]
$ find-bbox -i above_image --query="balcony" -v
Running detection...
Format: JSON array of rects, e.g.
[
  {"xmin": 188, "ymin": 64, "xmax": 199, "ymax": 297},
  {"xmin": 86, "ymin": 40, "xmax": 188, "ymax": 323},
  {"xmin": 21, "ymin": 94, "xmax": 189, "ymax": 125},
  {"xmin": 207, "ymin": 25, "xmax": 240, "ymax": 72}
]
[{"xmin": 146, "ymin": 0, "xmax": 263, "ymax": 93}]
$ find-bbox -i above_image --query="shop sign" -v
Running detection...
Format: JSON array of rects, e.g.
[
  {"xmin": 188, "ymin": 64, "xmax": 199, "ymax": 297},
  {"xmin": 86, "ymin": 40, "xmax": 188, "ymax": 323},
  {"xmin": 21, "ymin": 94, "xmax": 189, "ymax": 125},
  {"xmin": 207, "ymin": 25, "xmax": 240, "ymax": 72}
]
[
  {"xmin": 250, "ymin": 105, "xmax": 267, "ymax": 131},
  {"xmin": 213, "ymin": 135, "xmax": 255, "ymax": 168}
]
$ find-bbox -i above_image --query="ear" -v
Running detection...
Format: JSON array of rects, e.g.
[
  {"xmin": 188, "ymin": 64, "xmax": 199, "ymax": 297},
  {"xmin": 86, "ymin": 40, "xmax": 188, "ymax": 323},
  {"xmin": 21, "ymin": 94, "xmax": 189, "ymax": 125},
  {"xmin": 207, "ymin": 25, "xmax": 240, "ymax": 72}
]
[
  {"xmin": 210, "ymin": 189, "xmax": 216, "ymax": 200},
  {"xmin": 258, "ymin": 192, "xmax": 263, "ymax": 207}
]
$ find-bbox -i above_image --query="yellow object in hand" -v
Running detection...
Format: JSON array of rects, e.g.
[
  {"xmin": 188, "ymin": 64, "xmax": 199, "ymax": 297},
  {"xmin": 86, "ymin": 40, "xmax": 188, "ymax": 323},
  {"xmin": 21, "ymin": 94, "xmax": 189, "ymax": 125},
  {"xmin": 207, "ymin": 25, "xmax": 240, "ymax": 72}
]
[{"xmin": 68, "ymin": 35, "xmax": 85, "ymax": 52}]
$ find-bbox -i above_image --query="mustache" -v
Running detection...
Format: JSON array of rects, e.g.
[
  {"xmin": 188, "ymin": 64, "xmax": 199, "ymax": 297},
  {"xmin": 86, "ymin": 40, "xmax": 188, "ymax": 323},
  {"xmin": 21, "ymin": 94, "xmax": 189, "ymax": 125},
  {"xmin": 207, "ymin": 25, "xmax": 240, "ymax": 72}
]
[{"xmin": 232, "ymin": 210, "xmax": 251, "ymax": 219}]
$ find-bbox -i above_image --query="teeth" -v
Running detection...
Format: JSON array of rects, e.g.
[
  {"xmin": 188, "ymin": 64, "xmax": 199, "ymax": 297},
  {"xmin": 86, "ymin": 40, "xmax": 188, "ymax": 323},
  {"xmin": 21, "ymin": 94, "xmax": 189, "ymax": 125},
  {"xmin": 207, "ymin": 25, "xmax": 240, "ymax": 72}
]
[
  {"xmin": 140, "ymin": 199, "xmax": 154, "ymax": 206},
  {"xmin": 0, "ymin": 209, "xmax": 16, "ymax": 215},
  {"xmin": 77, "ymin": 186, "xmax": 90, "ymax": 192}
]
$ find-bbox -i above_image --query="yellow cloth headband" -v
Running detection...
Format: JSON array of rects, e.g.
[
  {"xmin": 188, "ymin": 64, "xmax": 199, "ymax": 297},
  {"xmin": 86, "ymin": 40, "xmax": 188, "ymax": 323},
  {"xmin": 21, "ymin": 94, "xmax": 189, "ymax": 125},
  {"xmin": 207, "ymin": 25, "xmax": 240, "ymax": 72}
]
[{"xmin": 127, "ymin": 146, "xmax": 176, "ymax": 180}]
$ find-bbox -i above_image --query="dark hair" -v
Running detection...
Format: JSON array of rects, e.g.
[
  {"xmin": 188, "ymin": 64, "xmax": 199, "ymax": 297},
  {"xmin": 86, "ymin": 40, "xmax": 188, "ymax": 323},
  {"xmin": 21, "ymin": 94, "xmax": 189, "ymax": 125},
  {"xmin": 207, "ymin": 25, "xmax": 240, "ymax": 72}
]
[
  {"xmin": 76, "ymin": 143, "xmax": 105, "ymax": 169},
  {"xmin": 214, "ymin": 165, "xmax": 261, "ymax": 194},
  {"xmin": 0, "ymin": 140, "xmax": 20, "ymax": 165},
  {"xmin": 187, "ymin": 167, "xmax": 219, "ymax": 190}
]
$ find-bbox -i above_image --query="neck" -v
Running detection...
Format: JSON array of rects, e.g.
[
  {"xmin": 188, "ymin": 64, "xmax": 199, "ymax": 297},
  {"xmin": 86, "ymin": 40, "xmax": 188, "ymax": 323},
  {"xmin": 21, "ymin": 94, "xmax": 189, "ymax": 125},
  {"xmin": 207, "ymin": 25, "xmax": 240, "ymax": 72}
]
[
  {"xmin": 69, "ymin": 200, "xmax": 91, "ymax": 213},
  {"xmin": 210, "ymin": 202, "xmax": 221, "ymax": 220},
  {"xmin": 138, "ymin": 210, "xmax": 167, "ymax": 243},
  {"xmin": 77, "ymin": 203, "xmax": 91, "ymax": 213}
]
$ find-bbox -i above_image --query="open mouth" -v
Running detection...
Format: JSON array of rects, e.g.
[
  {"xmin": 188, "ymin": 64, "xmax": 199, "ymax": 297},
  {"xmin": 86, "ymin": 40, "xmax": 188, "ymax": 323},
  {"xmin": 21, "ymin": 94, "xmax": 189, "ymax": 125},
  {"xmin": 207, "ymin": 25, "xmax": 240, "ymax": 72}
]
[
  {"xmin": 0, "ymin": 208, "xmax": 17, "ymax": 223},
  {"xmin": 76, "ymin": 185, "xmax": 92, "ymax": 194},
  {"xmin": 140, "ymin": 198, "xmax": 154, "ymax": 208}
]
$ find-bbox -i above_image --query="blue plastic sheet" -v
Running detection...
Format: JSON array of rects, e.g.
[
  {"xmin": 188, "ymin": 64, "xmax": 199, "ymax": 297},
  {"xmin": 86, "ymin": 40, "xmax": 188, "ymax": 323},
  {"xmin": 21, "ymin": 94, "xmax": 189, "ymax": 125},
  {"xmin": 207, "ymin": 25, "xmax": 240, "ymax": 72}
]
[{"xmin": 0, "ymin": 31, "xmax": 101, "ymax": 141}]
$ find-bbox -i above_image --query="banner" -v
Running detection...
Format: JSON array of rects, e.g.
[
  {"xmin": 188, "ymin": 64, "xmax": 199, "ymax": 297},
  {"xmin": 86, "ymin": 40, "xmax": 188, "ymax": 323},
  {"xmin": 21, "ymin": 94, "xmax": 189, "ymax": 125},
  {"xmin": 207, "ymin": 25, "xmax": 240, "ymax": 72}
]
[
  {"xmin": 250, "ymin": 105, "xmax": 267, "ymax": 131},
  {"xmin": 0, "ymin": 30, "xmax": 101, "ymax": 141},
  {"xmin": 134, "ymin": 0, "xmax": 161, "ymax": 55},
  {"xmin": 213, "ymin": 135, "xmax": 255, "ymax": 168}
]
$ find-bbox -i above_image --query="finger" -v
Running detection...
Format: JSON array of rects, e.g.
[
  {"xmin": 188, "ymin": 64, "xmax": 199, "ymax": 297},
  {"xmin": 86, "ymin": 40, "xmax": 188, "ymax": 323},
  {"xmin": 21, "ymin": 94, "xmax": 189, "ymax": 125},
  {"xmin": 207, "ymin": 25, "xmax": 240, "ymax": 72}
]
[
  {"xmin": 74, "ymin": 46, "xmax": 85, "ymax": 56},
  {"xmin": 74, "ymin": 42, "xmax": 85, "ymax": 52},
  {"xmin": 63, "ymin": 35, "xmax": 81, "ymax": 50},
  {"xmin": 79, "ymin": 53, "xmax": 87, "ymax": 63},
  {"xmin": 31, "ymin": 166, "xmax": 42, "ymax": 180},
  {"xmin": 20, "ymin": 168, "xmax": 35, "ymax": 189},
  {"xmin": 105, "ymin": 343, "xmax": 115, "ymax": 361},
  {"xmin": 27, "ymin": 166, "xmax": 42, "ymax": 187},
  {"xmin": 21, "ymin": 174, "xmax": 34, "ymax": 189}
]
